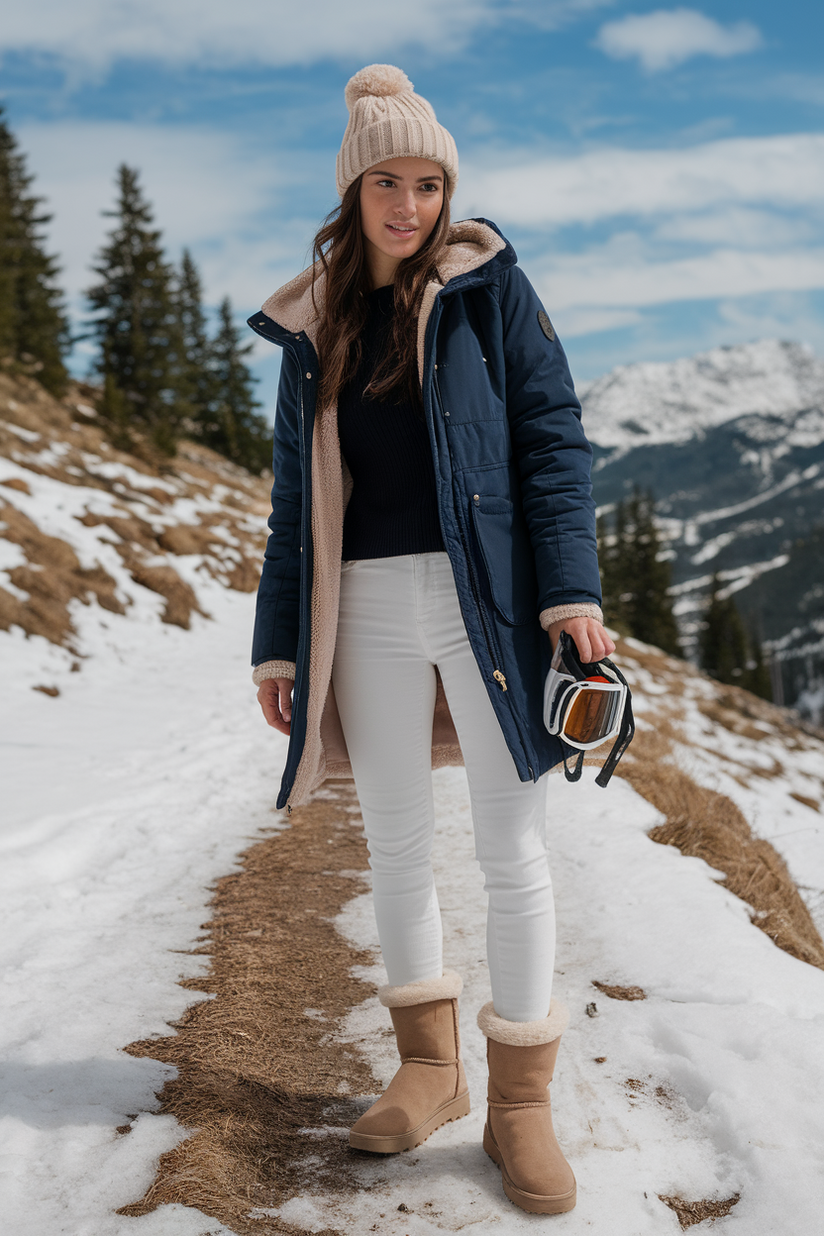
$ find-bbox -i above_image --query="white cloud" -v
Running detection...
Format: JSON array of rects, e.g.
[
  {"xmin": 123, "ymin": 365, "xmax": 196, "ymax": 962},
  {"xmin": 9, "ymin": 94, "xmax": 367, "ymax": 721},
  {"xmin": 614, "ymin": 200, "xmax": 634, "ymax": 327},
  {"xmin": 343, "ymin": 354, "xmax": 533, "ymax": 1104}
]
[
  {"xmin": 717, "ymin": 292, "xmax": 824, "ymax": 357},
  {"xmin": 654, "ymin": 206, "xmax": 817, "ymax": 248},
  {"xmin": 19, "ymin": 121, "xmax": 320, "ymax": 315},
  {"xmin": 505, "ymin": 0, "xmax": 615, "ymax": 32},
  {"xmin": 2, "ymin": 0, "xmax": 497, "ymax": 70},
  {"xmin": 458, "ymin": 131, "xmax": 824, "ymax": 326},
  {"xmin": 595, "ymin": 8, "xmax": 762, "ymax": 73},
  {"xmin": 1, "ymin": 0, "xmax": 607, "ymax": 73},
  {"xmin": 553, "ymin": 305, "xmax": 644, "ymax": 337},
  {"xmin": 538, "ymin": 244, "xmax": 824, "ymax": 311},
  {"xmin": 458, "ymin": 133, "xmax": 824, "ymax": 228},
  {"xmin": 20, "ymin": 117, "xmax": 824, "ymax": 366}
]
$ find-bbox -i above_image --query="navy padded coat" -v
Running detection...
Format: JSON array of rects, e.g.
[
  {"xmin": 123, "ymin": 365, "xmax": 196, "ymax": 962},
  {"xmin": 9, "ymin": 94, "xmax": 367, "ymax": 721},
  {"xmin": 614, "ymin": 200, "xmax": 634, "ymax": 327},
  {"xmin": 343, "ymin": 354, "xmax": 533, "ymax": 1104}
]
[{"xmin": 249, "ymin": 220, "xmax": 602, "ymax": 810}]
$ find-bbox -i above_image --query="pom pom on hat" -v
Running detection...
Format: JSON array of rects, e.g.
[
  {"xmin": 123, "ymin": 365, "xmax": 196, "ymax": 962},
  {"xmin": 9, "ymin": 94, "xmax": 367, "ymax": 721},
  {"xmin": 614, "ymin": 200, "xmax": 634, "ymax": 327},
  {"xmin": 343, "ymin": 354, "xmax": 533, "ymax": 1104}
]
[
  {"xmin": 345, "ymin": 64, "xmax": 413, "ymax": 110},
  {"xmin": 336, "ymin": 63, "xmax": 458, "ymax": 199}
]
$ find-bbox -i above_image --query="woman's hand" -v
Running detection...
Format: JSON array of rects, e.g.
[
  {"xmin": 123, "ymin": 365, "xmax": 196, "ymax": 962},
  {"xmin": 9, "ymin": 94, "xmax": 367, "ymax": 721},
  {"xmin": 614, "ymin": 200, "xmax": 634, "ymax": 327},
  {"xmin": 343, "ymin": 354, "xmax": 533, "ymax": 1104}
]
[
  {"xmin": 547, "ymin": 617, "xmax": 615, "ymax": 665},
  {"xmin": 257, "ymin": 678, "xmax": 294, "ymax": 735}
]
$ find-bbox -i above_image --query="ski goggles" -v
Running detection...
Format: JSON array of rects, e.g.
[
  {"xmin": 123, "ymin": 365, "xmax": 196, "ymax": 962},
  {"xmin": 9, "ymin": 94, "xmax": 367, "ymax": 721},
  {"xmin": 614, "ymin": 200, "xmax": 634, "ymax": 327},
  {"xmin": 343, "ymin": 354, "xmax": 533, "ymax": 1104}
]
[{"xmin": 543, "ymin": 631, "xmax": 634, "ymax": 786}]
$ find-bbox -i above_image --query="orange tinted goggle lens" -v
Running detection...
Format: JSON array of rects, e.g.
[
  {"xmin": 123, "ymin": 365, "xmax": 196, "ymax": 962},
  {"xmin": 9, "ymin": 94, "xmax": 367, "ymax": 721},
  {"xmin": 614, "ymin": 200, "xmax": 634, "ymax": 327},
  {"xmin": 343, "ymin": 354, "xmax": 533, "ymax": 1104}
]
[{"xmin": 563, "ymin": 687, "xmax": 622, "ymax": 745}]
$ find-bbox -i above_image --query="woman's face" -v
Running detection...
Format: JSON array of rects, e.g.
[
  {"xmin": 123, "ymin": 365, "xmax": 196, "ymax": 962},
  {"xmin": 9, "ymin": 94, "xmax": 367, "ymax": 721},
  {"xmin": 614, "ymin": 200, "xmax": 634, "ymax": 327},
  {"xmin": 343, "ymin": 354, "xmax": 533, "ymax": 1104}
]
[{"xmin": 359, "ymin": 157, "xmax": 445, "ymax": 285}]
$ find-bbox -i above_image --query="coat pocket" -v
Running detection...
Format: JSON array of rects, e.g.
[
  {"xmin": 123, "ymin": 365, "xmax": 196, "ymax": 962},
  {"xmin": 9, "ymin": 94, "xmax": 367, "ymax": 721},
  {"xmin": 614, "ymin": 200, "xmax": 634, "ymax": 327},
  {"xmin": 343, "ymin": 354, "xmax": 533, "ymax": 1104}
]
[{"xmin": 470, "ymin": 495, "xmax": 537, "ymax": 626}]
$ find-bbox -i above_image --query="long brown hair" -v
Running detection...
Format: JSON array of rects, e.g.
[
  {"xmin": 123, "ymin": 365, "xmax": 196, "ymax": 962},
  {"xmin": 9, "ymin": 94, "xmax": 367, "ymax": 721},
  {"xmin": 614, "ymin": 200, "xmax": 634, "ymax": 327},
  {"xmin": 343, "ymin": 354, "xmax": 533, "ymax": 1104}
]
[{"xmin": 312, "ymin": 178, "xmax": 451, "ymax": 411}]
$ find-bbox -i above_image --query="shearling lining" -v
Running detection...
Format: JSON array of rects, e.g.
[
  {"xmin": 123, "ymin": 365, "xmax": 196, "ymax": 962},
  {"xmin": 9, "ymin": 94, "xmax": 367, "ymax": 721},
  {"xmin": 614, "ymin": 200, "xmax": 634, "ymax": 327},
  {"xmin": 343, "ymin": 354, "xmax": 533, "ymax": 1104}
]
[
  {"xmin": 540, "ymin": 603, "xmax": 604, "ymax": 631},
  {"xmin": 477, "ymin": 999, "xmax": 569, "ymax": 1046},
  {"xmin": 252, "ymin": 660, "xmax": 297, "ymax": 685},
  {"xmin": 378, "ymin": 969, "xmax": 463, "ymax": 1008}
]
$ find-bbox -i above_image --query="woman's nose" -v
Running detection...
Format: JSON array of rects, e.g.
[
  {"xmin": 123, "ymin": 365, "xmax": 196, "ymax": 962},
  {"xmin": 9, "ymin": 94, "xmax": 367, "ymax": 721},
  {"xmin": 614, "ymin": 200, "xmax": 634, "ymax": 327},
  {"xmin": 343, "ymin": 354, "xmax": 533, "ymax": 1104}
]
[{"xmin": 394, "ymin": 190, "xmax": 416, "ymax": 218}]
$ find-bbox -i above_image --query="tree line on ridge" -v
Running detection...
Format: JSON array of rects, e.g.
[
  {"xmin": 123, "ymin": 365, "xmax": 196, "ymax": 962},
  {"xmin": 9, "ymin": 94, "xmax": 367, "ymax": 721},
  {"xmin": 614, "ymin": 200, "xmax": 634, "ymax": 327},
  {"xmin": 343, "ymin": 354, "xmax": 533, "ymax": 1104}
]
[
  {"xmin": 0, "ymin": 107, "xmax": 269, "ymax": 472},
  {"xmin": 598, "ymin": 490, "xmax": 772, "ymax": 700}
]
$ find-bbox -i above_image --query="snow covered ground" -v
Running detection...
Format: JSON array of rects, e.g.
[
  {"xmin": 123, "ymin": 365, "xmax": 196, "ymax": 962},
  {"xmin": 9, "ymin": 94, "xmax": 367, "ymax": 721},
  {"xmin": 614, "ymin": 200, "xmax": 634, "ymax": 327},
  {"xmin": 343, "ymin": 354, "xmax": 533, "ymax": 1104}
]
[
  {"xmin": 3, "ymin": 385, "xmax": 824, "ymax": 1233},
  {"xmin": 0, "ymin": 581, "xmax": 276, "ymax": 1236},
  {"xmin": 4, "ymin": 582, "xmax": 824, "ymax": 1233},
  {"xmin": 273, "ymin": 772, "xmax": 824, "ymax": 1235}
]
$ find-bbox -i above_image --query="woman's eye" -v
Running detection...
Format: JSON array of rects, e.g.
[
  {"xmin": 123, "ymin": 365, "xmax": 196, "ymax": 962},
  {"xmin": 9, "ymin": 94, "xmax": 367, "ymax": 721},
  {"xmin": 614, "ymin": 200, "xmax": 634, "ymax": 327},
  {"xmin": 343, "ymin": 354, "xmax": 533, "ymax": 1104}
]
[
  {"xmin": 377, "ymin": 179, "xmax": 395, "ymax": 188},
  {"xmin": 420, "ymin": 183, "xmax": 439, "ymax": 193}
]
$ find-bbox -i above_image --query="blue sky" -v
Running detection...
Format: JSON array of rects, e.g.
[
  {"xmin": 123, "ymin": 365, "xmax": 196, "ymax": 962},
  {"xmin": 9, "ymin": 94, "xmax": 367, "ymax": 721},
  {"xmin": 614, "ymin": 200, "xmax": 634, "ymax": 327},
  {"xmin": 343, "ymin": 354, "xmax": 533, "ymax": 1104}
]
[{"xmin": 3, "ymin": 1, "xmax": 823, "ymax": 406}]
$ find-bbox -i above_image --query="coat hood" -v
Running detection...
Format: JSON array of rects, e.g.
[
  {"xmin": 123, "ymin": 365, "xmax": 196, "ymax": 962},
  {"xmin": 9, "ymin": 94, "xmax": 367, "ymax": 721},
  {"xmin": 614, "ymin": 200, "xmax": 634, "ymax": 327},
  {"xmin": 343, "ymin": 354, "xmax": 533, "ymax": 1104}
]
[{"xmin": 260, "ymin": 219, "xmax": 515, "ymax": 339}]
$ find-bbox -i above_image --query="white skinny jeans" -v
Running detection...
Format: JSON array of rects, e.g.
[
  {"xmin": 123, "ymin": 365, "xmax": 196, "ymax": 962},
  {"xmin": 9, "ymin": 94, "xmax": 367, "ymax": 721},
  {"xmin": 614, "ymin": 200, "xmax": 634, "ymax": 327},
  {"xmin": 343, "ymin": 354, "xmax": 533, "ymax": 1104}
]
[{"xmin": 331, "ymin": 552, "xmax": 555, "ymax": 1022}]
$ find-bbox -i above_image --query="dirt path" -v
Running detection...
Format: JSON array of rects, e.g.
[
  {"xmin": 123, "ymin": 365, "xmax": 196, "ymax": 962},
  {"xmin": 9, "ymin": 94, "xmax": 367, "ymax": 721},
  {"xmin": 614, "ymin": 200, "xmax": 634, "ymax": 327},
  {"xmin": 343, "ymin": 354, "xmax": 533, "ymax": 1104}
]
[{"xmin": 120, "ymin": 779, "xmax": 377, "ymax": 1236}]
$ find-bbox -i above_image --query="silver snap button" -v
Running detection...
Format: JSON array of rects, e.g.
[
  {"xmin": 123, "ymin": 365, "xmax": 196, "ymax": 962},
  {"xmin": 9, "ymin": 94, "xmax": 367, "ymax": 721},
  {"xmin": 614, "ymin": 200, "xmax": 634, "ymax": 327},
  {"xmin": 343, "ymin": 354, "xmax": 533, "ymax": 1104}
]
[{"xmin": 306, "ymin": 372, "xmax": 312, "ymax": 379}]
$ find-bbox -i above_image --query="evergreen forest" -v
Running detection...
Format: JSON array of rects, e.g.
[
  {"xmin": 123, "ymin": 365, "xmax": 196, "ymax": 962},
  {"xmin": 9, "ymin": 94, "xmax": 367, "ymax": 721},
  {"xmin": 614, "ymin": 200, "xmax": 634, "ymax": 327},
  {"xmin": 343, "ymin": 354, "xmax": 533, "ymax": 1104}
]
[
  {"xmin": 598, "ymin": 489, "xmax": 773, "ymax": 699},
  {"xmin": 1, "ymin": 111, "xmax": 270, "ymax": 472}
]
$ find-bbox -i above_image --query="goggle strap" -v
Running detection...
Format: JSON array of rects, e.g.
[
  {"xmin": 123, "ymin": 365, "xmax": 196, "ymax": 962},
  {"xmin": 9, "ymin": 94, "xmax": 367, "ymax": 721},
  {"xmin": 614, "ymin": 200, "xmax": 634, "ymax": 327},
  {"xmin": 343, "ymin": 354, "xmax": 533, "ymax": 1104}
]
[
  {"xmin": 563, "ymin": 748, "xmax": 585, "ymax": 783},
  {"xmin": 594, "ymin": 663, "xmax": 636, "ymax": 789}
]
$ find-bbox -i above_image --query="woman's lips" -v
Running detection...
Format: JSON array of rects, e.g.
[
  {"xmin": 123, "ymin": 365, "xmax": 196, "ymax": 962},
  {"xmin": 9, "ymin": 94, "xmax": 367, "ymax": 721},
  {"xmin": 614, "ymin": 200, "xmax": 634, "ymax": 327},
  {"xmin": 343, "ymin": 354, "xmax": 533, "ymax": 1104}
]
[{"xmin": 386, "ymin": 223, "xmax": 417, "ymax": 236}]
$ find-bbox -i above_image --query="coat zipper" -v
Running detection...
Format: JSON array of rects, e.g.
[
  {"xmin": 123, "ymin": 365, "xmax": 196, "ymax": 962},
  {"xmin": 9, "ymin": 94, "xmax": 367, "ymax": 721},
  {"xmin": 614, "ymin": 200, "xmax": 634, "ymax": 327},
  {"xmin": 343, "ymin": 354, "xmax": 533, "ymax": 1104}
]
[
  {"xmin": 433, "ymin": 369, "xmax": 508, "ymax": 695},
  {"xmin": 433, "ymin": 364, "xmax": 534, "ymax": 776},
  {"xmin": 465, "ymin": 499, "xmax": 534, "ymax": 774},
  {"xmin": 287, "ymin": 359, "xmax": 313, "ymax": 815},
  {"xmin": 460, "ymin": 503, "xmax": 508, "ymax": 692}
]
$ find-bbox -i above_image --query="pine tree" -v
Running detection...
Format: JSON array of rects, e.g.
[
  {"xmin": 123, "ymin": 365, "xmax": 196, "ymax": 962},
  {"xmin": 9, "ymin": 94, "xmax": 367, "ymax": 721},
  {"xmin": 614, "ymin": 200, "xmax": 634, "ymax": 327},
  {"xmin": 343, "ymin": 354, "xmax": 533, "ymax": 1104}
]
[
  {"xmin": 745, "ymin": 631, "xmax": 772, "ymax": 700},
  {"xmin": 86, "ymin": 165, "xmax": 183, "ymax": 454},
  {"xmin": 174, "ymin": 248, "xmax": 214, "ymax": 423},
  {"xmin": 0, "ymin": 107, "xmax": 69, "ymax": 395},
  {"xmin": 699, "ymin": 576, "xmax": 750, "ymax": 685},
  {"xmin": 598, "ymin": 489, "xmax": 681, "ymax": 655},
  {"xmin": 197, "ymin": 296, "xmax": 270, "ymax": 473},
  {"xmin": 597, "ymin": 506, "xmax": 631, "ymax": 635}
]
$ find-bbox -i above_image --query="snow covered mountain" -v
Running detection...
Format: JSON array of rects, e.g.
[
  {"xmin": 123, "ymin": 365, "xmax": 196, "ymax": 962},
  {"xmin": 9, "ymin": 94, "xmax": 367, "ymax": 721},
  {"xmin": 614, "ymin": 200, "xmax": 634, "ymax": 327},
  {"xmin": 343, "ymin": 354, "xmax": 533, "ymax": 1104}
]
[
  {"xmin": 581, "ymin": 339, "xmax": 824, "ymax": 451},
  {"xmin": 583, "ymin": 340, "xmax": 824, "ymax": 718}
]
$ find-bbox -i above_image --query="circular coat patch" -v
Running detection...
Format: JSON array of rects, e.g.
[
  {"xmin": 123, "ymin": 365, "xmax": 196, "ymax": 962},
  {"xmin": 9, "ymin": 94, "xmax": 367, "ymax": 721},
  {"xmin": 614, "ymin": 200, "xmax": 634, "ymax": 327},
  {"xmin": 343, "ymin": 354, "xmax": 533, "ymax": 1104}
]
[{"xmin": 537, "ymin": 310, "xmax": 555, "ymax": 341}]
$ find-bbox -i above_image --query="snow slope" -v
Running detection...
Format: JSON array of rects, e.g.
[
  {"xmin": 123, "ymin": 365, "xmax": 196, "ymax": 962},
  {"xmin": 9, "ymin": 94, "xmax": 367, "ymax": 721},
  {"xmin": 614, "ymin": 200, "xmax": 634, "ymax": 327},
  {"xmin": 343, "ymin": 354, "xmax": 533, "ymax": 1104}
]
[
  {"xmin": 3, "ymin": 375, "xmax": 824, "ymax": 1234},
  {"xmin": 5, "ymin": 587, "xmax": 824, "ymax": 1234},
  {"xmin": 0, "ymin": 579, "xmax": 279, "ymax": 1235}
]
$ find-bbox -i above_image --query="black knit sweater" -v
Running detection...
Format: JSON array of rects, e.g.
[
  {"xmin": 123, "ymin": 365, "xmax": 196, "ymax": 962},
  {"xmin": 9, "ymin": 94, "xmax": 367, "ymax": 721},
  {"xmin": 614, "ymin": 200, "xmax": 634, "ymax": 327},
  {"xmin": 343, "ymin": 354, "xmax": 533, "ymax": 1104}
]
[{"xmin": 337, "ymin": 284, "xmax": 445, "ymax": 560}]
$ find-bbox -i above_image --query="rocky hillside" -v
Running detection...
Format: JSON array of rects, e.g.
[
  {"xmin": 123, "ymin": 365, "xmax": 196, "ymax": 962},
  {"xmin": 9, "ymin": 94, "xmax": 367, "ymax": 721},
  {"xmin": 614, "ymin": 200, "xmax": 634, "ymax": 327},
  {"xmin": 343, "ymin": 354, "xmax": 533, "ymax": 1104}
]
[
  {"xmin": 0, "ymin": 370, "xmax": 270, "ymax": 687},
  {"xmin": 583, "ymin": 340, "xmax": 824, "ymax": 720}
]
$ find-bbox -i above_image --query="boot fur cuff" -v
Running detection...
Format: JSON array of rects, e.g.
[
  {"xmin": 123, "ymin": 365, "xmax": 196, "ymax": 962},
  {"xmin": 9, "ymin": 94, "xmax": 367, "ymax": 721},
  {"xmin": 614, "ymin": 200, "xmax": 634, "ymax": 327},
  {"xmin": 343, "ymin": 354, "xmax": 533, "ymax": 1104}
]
[
  {"xmin": 378, "ymin": 970, "xmax": 463, "ymax": 1008},
  {"xmin": 477, "ymin": 1000, "xmax": 569, "ymax": 1046}
]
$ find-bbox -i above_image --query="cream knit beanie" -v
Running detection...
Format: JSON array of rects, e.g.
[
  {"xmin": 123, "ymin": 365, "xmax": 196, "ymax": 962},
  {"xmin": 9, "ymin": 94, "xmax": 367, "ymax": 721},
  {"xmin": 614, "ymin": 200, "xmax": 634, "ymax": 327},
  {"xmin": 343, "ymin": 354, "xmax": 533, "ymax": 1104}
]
[{"xmin": 336, "ymin": 64, "xmax": 459, "ymax": 200}]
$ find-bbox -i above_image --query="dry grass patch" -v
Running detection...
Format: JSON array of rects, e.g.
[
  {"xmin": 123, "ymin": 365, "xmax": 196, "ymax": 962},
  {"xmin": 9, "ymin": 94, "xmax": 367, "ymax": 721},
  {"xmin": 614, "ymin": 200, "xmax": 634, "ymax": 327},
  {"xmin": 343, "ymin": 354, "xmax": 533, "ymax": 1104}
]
[
  {"xmin": 126, "ymin": 558, "xmax": 206, "ymax": 629},
  {"xmin": 621, "ymin": 729, "xmax": 824, "ymax": 971},
  {"xmin": 789, "ymin": 792, "xmax": 820, "ymax": 813},
  {"xmin": 119, "ymin": 780, "xmax": 379, "ymax": 1236},
  {"xmin": 614, "ymin": 639, "xmax": 689, "ymax": 698},
  {"xmin": 697, "ymin": 697, "xmax": 772, "ymax": 744},
  {"xmin": 0, "ymin": 500, "xmax": 125, "ymax": 645},
  {"xmin": 659, "ymin": 1192, "xmax": 740, "ymax": 1229},
  {"xmin": 592, "ymin": 981, "xmax": 646, "ymax": 1001},
  {"xmin": 1, "ymin": 476, "xmax": 30, "ymax": 494},
  {"xmin": 1, "ymin": 370, "xmax": 271, "ymax": 647}
]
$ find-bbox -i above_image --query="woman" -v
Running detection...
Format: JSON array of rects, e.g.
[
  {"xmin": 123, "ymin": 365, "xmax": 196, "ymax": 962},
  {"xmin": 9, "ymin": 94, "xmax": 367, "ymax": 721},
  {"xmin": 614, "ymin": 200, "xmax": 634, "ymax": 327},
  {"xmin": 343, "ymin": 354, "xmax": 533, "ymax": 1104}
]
[{"xmin": 249, "ymin": 64, "xmax": 613, "ymax": 1216}]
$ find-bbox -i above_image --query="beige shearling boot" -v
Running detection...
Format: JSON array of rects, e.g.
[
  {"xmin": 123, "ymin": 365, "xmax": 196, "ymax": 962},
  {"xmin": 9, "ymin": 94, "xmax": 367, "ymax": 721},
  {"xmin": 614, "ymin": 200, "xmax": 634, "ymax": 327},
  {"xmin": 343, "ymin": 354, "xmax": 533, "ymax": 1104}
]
[
  {"xmin": 478, "ymin": 1001, "xmax": 576, "ymax": 1214},
  {"xmin": 349, "ymin": 971, "xmax": 470, "ymax": 1153}
]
